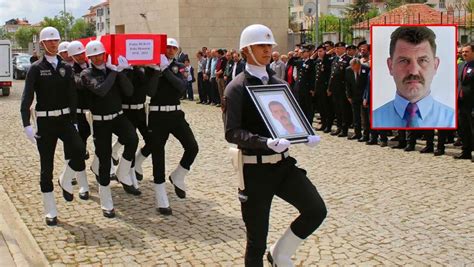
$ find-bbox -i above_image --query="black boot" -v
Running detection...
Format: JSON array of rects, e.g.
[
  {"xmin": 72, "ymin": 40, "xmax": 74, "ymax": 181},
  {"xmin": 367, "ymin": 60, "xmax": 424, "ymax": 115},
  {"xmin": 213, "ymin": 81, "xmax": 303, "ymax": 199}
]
[
  {"xmin": 404, "ymin": 143, "xmax": 415, "ymax": 152},
  {"xmin": 135, "ymin": 172, "xmax": 143, "ymax": 181},
  {"xmin": 391, "ymin": 141, "xmax": 407, "ymax": 149},
  {"xmin": 79, "ymin": 191, "xmax": 90, "ymax": 200},
  {"xmin": 58, "ymin": 180, "xmax": 73, "ymax": 202},
  {"xmin": 45, "ymin": 216, "xmax": 58, "ymax": 226},
  {"xmin": 157, "ymin": 207, "xmax": 173, "ymax": 216},
  {"xmin": 454, "ymin": 152, "xmax": 472, "ymax": 159},
  {"xmin": 102, "ymin": 209, "xmax": 115, "ymax": 218},
  {"xmin": 434, "ymin": 148, "xmax": 445, "ymax": 156},
  {"xmin": 121, "ymin": 183, "xmax": 142, "ymax": 196},
  {"xmin": 169, "ymin": 177, "xmax": 186, "ymax": 199},
  {"xmin": 420, "ymin": 145, "xmax": 434, "ymax": 153}
]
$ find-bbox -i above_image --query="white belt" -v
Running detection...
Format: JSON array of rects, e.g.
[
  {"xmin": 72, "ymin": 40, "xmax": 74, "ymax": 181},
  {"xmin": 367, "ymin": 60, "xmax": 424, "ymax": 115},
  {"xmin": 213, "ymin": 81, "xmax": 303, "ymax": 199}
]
[
  {"xmin": 149, "ymin": 105, "xmax": 181, "ymax": 112},
  {"xmin": 122, "ymin": 104, "xmax": 145, "ymax": 110},
  {"xmin": 36, "ymin": 108, "xmax": 70, "ymax": 117},
  {"xmin": 92, "ymin": 110, "xmax": 123, "ymax": 121},
  {"xmin": 242, "ymin": 151, "xmax": 289, "ymax": 164},
  {"xmin": 77, "ymin": 108, "xmax": 90, "ymax": 114}
]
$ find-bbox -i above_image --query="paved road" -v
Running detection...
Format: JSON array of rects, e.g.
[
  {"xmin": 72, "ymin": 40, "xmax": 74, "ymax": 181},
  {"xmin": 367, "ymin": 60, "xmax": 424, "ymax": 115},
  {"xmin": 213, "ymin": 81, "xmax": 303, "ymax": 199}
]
[{"xmin": 0, "ymin": 80, "xmax": 473, "ymax": 266}]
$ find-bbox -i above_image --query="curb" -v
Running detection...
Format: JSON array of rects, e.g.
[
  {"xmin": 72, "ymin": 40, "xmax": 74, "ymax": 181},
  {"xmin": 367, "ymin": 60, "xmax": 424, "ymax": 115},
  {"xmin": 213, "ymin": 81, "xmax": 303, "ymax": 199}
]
[{"xmin": 0, "ymin": 185, "xmax": 50, "ymax": 266}]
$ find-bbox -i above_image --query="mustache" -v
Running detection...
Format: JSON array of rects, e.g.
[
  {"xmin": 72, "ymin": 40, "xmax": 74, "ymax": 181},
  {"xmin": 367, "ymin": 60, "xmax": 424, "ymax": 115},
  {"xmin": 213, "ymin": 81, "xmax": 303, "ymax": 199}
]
[{"xmin": 403, "ymin": 74, "xmax": 424, "ymax": 84}]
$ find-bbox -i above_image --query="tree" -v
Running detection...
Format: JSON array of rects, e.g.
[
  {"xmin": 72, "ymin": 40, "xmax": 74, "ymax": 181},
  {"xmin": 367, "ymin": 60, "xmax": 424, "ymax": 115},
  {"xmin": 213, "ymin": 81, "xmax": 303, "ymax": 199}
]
[
  {"xmin": 15, "ymin": 26, "xmax": 38, "ymax": 48},
  {"xmin": 0, "ymin": 28, "xmax": 13, "ymax": 40},
  {"xmin": 41, "ymin": 11, "xmax": 74, "ymax": 40},
  {"xmin": 344, "ymin": 0, "xmax": 371, "ymax": 21},
  {"xmin": 70, "ymin": 19, "xmax": 95, "ymax": 39}
]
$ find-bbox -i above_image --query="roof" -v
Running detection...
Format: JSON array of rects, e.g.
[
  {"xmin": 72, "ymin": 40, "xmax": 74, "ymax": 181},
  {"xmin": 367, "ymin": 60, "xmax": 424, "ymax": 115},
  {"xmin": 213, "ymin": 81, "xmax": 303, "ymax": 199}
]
[{"xmin": 352, "ymin": 4, "xmax": 444, "ymax": 29}]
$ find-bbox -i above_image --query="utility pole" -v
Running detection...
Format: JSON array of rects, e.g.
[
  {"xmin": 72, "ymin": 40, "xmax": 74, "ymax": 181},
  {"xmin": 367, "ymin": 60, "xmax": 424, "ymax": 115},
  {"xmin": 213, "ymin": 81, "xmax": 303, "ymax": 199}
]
[
  {"xmin": 315, "ymin": 0, "xmax": 319, "ymax": 46},
  {"xmin": 64, "ymin": 0, "xmax": 67, "ymax": 40}
]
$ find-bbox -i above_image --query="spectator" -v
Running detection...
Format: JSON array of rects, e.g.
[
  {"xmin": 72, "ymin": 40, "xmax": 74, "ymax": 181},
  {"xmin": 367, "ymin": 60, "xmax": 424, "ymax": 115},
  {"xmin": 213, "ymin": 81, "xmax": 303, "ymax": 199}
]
[{"xmin": 270, "ymin": 51, "xmax": 285, "ymax": 80}]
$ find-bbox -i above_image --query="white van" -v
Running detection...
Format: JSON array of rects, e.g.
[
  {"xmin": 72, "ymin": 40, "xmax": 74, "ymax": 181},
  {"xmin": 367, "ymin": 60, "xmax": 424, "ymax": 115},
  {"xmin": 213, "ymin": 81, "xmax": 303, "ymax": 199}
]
[{"xmin": 0, "ymin": 40, "xmax": 13, "ymax": 96}]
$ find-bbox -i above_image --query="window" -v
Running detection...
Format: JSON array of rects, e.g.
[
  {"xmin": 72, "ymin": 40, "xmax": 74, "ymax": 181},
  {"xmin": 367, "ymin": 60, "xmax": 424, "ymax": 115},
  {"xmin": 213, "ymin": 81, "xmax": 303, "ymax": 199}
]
[
  {"xmin": 97, "ymin": 8, "xmax": 103, "ymax": 16},
  {"xmin": 299, "ymin": 11, "xmax": 303, "ymax": 18},
  {"xmin": 291, "ymin": 12, "xmax": 297, "ymax": 20},
  {"xmin": 439, "ymin": 0, "xmax": 446, "ymax": 8},
  {"xmin": 298, "ymin": 0, "xmax": 303, "ymax": 5},
  {"xmin": 100, "ymin": 22, "xmax": 104, "ymax": 31},
  {"xmin": 97, "ymin": 23, "xmax": 100, "ymax": 31}
]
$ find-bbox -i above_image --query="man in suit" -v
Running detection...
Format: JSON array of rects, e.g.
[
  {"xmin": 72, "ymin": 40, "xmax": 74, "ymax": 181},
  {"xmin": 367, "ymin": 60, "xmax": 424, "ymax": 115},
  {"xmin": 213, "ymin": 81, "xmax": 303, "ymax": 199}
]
[
  {"xmin": 270, "ymin": 51, "xmax": 286, "ymax": 80},
  {"xmin": 346, "ymin": 58, "xmax": 370, "ymax": 140},
  {"xmin": 455, "ymin": 43, "xmax": 474, "ymax": 160},
  {"xmin": 328, "ymin": 42, "xmax": 352, "ymax": 137}
]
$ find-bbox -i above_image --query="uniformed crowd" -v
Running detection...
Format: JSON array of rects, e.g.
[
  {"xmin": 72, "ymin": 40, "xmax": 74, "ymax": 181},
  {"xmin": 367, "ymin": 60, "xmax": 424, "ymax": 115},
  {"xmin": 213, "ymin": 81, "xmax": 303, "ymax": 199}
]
[{"xmin": 21, "ymin": 26, "xmax": 199, "ymax": 226}]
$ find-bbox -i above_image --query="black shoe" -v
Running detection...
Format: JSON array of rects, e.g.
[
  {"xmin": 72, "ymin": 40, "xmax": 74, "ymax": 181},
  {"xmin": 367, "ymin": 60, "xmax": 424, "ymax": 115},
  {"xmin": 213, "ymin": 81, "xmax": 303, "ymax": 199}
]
[
  {"xmin": 330, "ymin": 129, "xmax": 341, "ymax": 136},
  {"xmin": 58, "ymin": 180, "xmax": 73, "ymax": 202},
  {"xmin": 169, "ymin": 176, "xmax": 186, "ymax": 199},
  {"xmin": 453, "ymin": 139, "xmax": 462, "ymax": 146},
  {"xmin": 390, "ymin": 136, "xmax": 400, "ymax": 141},
  {"xmin": 121, "ymin": 183, "xmax": 142, "ymax": 196},
  {"xmin": 337, "ymin": 131, "xmax": 348, "ymax": 137},
  {"xmin": 380, "ymin": 141, "xmax": 388, "ymax": 147},
  {"xmin": 348, "ymin": 134, "xmax": 362, "ymax": 140},
  {"xmin": 392, "ymin": 142, "xmax": 407, "ymax": 149},
  {"xmin": 135, "ymin": 172, "xmax": 143, "ymax": 181},
  {"xmin": 267, "ymin": 251, "xmax": 275, "ymax": 266},
  {"xmin": 110, "ymin": 174, "xmax": 118, "ymax": 181},
  {"xmin": 323, "ymin": 127, "xmax": 332, "ymax": 133},
  {"xmin": 366, "ymin": 139, "xmax": 378, "ymax": 145},
  {"xmin": 454, "ymin": 153, "xmax": 472, "ymax": 159},
  {"xmin": 434, "ymin": 149, "xmax": 445, "ymax": 156},
  {"xmin": 420, "ymin": 145, "xmax": 434, "ymax": 153},
  {"xmin": 404, "ymin": 144, "xmax": 415, "ymax": 152},
  {"xmin": 72, "ymin": 177, "xmax": 77, "ymax": 185},
  {"xmin": 84, "ymin": 151, "xmax": 90, "ymax": 160},
  {"xmin": 102, "ymin": 209, "xmax": 115, "ymax": 218},
  {"xmin": 45, "ymin": 216, "xmax": 58, "ymax": 226},
  {"xmin": 358, "ymin": 136, "xmax": 369, "ymax": 142},
  {"xmin": 79, "ymin": 191, "xmax": 90, "ymax": 200},
  {"xmin": 215, "ymin": 104, "xmax": 221, "ymax": 107},
  {"xmin": 112, "ymin": 157, "xmax": 119, "ymax": 166},
  {"xmin": 157, "ymin": 207, "xmax": 173, "ymax": 215}
]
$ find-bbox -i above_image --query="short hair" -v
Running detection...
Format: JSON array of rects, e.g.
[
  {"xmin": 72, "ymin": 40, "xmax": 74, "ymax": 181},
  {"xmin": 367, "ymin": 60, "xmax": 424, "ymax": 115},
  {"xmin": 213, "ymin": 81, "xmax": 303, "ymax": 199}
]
[
  {"xmin": 316, "ymin": 45, "xmax": 326, "ymax": 50},
  {"xmin": 462, "ymin": 42, "xmax": 474, "ymax": 52},
  {"xmin": 324, "ymin": 41, "xmax": 334, "ymax": 47},
  {"xmin": 196, "ymin": 51, "xmax": 204, "ymax": 57},
  {"xmin": 217, "ymin": 49, "xmax": 225, "ymax": 55},
  {"xmin": 357, "ymin": 40, "xmax": 367, "ymax": 48},
  {"xmin": 347, "ymin": 45, "xmax": 357, "ymax": 50},
  {"xmin": 335, "ymin": 42, "xmax": 346, "ymax": 48},
  {"xmin": 268, "ymin": 101, "xmax": 286, "ymax": 111},
  {"xmin": 389, "ymin": 26, "xmax": 437, "ymax": 57}
]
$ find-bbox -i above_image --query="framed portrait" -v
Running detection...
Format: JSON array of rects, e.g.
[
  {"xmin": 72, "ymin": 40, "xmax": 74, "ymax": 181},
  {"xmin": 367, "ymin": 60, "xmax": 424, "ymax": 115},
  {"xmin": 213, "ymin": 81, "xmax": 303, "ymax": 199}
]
[
  {"xmin": 370, "ymin": 24, "xmax": 457, "ymax": 130},
  {"xmin": 246, "ymin": 84, "xmax": 315, "ymax": 143}
]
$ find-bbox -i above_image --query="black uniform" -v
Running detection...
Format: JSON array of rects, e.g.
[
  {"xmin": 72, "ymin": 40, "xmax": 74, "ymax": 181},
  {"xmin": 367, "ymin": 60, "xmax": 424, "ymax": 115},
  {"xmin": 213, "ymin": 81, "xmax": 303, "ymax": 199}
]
[
  {"xmin": 80, "ymin": 66, "xmax": 138, "ymax": 186},
  {"xmin": 456, "ymin": 60, "xmax": 474, "ymax": 159},
  {"xmin": 345, "ymin": 64, "xmax": 370, "ymax": 138},
  {"xmin": 328, "ymin": 54, "xmax": 352, "ymax": 136},
  {"xmin": 287, "ymin": 57, "xmax": 316, "ymax": 124},
  {"xmin": 20, "ymin": 56, "xmax": 86, "ymax": 193},
  {"xmin": 314, "ymin": 55, "xmax": 333, "ymax": 132},
  {"xmin": 223, "ymin": 69, "xmax": 327, "ymax": 266},
  {"xmin": 72, "ymin": 62, "xmax": 92, "ymax": 150},
  {"xmin": 147, "ymin": 59, "xmax": 199, "ymax": 184},
  {"xmin": 122, "ymin": 67, "xmax": 155, "ymax": 159}
]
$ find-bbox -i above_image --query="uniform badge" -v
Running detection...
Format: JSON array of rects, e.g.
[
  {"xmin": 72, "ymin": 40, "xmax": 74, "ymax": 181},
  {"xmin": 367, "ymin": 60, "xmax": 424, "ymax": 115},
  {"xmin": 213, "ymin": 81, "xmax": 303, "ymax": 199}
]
[
  {"xmin": 362, "ymin": 69, "xmax": 366, "ymax": 73},
  {"xmin": 468, "ymin": 68, "xmax": 472, "ymax": 74},
  {"xmin": 172, "ymin": 66, "xmax": 179, "ymax": 74},
  {"xmin": 59, "ymin": 68, "xmax": 66, "ymax": 77}
]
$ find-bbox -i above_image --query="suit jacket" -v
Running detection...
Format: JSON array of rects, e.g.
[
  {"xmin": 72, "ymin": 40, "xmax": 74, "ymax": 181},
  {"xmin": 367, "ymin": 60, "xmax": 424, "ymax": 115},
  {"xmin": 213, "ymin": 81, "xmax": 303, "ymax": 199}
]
[
  {"xmin": 345, "ymin": 64, "xmax": 370, "ymax": 102},
  {"xmin": 458, "ymin": 60, "xmax": 474, "ymax": 107},
  {"xmin": 177, "ymin": 52, "xmax": 189, "ymax": 63},
  {"xmin": 270, "ymin": 60, "xmax": 286, "ymax": 80}
]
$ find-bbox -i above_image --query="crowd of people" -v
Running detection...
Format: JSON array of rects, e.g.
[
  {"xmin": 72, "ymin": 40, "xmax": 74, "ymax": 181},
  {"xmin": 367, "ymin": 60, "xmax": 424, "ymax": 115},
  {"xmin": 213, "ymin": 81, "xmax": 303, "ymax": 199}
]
[{"xmin": 188, "ymin": 34, "xmax": 473, "ymax": 161}]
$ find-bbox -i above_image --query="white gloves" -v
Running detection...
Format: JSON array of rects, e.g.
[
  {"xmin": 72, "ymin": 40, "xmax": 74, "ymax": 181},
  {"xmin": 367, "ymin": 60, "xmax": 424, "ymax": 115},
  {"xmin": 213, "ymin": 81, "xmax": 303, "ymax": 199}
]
[
  {"xmin": 106, "ymin": 55, "xmax": 118, "ymax": 72},
  {"xmin": 267, "ymin": 138, "xmax": 290, "ymax": 153},
  {"xmin": 74, "ymin": 124, "xmax": 78, "ymax": 131},
  {"xmin": 116, "ymin": 55, "xmax": 131, "ymax": 72},
  {"xmin": 305, "ymin": 135, "xmax": 321, "ymax": 147},
  {"xmin": 24, "ymin": 126, "xmax": 36, "ymax": 144},
  {"xmin": 160, "ymin": 54, "xmax": 170, "ymax": 70}
]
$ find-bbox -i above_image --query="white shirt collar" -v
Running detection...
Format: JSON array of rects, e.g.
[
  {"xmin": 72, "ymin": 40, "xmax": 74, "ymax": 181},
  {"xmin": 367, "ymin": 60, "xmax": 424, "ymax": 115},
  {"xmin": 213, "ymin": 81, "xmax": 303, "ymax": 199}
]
[
  {"xmin": 245, "ymin": 63, "xmax": 268, "ymax": 83},
  {"xmin": 44, "ymin": 54, "xmax": 58, "ymax": 66}
]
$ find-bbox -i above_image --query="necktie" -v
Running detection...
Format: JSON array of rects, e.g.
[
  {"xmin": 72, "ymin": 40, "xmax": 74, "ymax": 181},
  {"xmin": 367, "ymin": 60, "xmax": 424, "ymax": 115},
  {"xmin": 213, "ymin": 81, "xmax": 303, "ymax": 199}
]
[{"xmin": 405, "ymin": 103, "xmax": 419, "ymax": 127}]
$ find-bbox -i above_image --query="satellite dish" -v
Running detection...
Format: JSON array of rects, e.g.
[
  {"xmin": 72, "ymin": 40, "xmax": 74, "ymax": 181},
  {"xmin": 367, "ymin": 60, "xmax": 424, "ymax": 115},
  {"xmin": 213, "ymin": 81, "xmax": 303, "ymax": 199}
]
[{"xmin": 303, "ymin": 2, "xmax": 317, "ymax": 17}]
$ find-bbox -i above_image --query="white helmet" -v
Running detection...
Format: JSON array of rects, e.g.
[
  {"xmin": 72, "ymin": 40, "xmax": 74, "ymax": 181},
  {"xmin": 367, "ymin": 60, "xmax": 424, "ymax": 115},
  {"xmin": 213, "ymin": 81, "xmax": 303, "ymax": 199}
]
[
  {"xmin": 67, "ymin": 41, "xmax": 86, "ymax": 56},
  {"xmin": 239, "ymin": 24, "xmax": 277, "ymax": 51},
  {"xmin": 85, "ymin": 40, "xmax": 106, "ymax": 57},
  {"xmin": 39, "ymin": 26, "xmax": 60, "ymax": 42},
  {"xmin": 167, "ymin": 38, "xmax": 179, "ymax": 48},
  {"xmin": 58, "ymin": 41, "xmax": 70, "ymax": 53}
]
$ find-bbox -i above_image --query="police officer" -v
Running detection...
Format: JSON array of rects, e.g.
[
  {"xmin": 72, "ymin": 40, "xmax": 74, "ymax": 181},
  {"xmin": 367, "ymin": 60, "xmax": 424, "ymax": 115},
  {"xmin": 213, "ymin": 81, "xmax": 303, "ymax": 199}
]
[
  {"xmin": 314, "ymin": 45, "xmax": 333, "ymax": 133},
  {"xmin": 20, "ymin": 26, "xmax": 86, "ymax": 226},
  {"xmin": 327, "ymin": 42, "xmax": 352, "ymax": 137},
  {"xmin": 223, "ymin": 24, "xmax": 327, "ymax": 267},
  {"xmin": 147, "ymin": 38, "xmax": 199, "ymax": 215},
  {"xmin": 58, "ymin": 41, "xmax": 74, "ymax": 66},
  {"xmin": 287, "ymin": 44, "xmax": 317, "ymax": 124},
  {"xmin": 80, "ymin": 41, "xmax": 140, "ymax": 218},
  {"xmin": 66, "ymin": 40, "xmax": 92, "ymax": 200}
]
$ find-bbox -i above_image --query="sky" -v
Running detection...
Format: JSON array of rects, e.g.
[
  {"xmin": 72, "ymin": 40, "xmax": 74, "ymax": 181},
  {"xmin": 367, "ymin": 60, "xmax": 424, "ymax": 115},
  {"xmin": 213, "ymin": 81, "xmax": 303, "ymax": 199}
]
[{"xmin": 0, "ymin": 0, "xmax": 103, "ymax": 25}]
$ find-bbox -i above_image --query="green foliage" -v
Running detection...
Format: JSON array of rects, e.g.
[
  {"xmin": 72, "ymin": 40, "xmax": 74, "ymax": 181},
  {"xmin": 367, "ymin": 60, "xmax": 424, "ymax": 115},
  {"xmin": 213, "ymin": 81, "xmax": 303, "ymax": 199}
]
[
  {"xmin": 0, "ymin": 28, "xmax": 13, "ymax": 40},
  {"xmin": 14, "ymin": 27, "xmax": 38, "ymax": 48},
  {"xmin": 344, "ymin": 0, "xmax": 371, "ymax": 21},
  {"xmin": 70, "ymin": 19, "xmax": 96, "ymax": 39},
  {"xmin": 41, "ymin": 11, "xmax": 74, "ymax": 40}
]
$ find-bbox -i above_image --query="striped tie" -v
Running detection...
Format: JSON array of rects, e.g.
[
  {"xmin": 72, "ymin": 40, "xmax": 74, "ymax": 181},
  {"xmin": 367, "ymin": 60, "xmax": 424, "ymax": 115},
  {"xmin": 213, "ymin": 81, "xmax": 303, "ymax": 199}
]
[{"xmin": 405, "ymin": 103, "xmax": 419, "ymax": 127}]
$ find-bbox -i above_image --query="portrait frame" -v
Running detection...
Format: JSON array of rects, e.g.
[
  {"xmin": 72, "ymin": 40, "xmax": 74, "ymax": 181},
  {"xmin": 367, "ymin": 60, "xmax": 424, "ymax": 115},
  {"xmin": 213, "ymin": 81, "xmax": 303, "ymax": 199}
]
[{"xmin": 246, "ymin": 84, "xmax": 315, "ymax": 144}]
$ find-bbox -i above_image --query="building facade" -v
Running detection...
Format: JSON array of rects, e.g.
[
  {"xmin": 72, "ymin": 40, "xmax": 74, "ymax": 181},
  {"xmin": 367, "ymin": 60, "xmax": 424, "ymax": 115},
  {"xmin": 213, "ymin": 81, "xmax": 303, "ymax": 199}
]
[
  {"xmin": 83, "ymin": 0, "xmax": 110, "ymax": 36},
  {"xmin": 109, "ymin": 0, "xmax": 288, "ymax": 59}
]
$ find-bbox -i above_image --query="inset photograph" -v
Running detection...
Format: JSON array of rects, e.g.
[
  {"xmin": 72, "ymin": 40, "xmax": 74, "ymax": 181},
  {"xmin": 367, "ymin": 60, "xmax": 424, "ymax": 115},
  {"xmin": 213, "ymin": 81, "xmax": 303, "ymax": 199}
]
[{"xmin": 371, "ymin": 25, "xmax": 457, "ymax": 129}]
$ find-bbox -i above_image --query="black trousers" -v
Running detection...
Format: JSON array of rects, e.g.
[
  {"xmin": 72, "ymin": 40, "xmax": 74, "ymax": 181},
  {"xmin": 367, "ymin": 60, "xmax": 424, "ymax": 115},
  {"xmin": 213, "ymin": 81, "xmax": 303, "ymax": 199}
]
[
  {"xmin": 77, "ymin": 113, "xmax": 91, "ymax": 146},
  {"xmin": 315, "ymin": 91, "xmax": 332, "ymax": 128},
  {"xmin": 299, "ymin": 93, "xmax": 314, "ymax": 125},
  {"xmin": 197, "ymin": 72, "xmax": 206, "ymax": 102},
  {"xmin": 123, "ymin": 108, "xmax": 152, "ymax": 157},
  {"xmin": 437, "ymin": 130, "xmax": 455, "ymax": 150},
  {"xmin": 210, "ymin": 77, "xmax": 219, "ymax": 104},
  {"xmin": 241, "ymin": 157, "xmax": 327, "ymax": 267},
  {"xmin": 202, "ymin": 78, "xmax": 210, "ymax": 103},
  {"xmin": 402, "ymin": 130, "xmax": 434, "ymax": 145},
  {"xmin": 36, "ymin": 116, "xmax": 86, "ymax": 193},
  {"xmin": 361, "ymin": 106, "xmax": 370, "ymax": 138},
  {"xmin": 148, "ymin": 110, "xmax": 199, "ymax": 184},
  {"xmin": 458, "ymin": 99, "xmax": 473, "ymax": 153},
  {"xmin": 351, "ymin": 101, "xmax": 362, "ymax": 135},
  {"xmin": 93, "ymin": 114, "xmax": 138, "ymax": 186},
  {"xmin": 333, "ymin": 93, "xmax": 352, "ymax": 131}
]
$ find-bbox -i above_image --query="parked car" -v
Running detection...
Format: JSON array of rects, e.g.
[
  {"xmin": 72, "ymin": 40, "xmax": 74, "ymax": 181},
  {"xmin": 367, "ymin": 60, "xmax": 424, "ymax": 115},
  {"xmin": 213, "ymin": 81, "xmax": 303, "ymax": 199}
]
[{"xmin": 12, "ymin": 55, "xmax": 31, "ymax": 79}]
